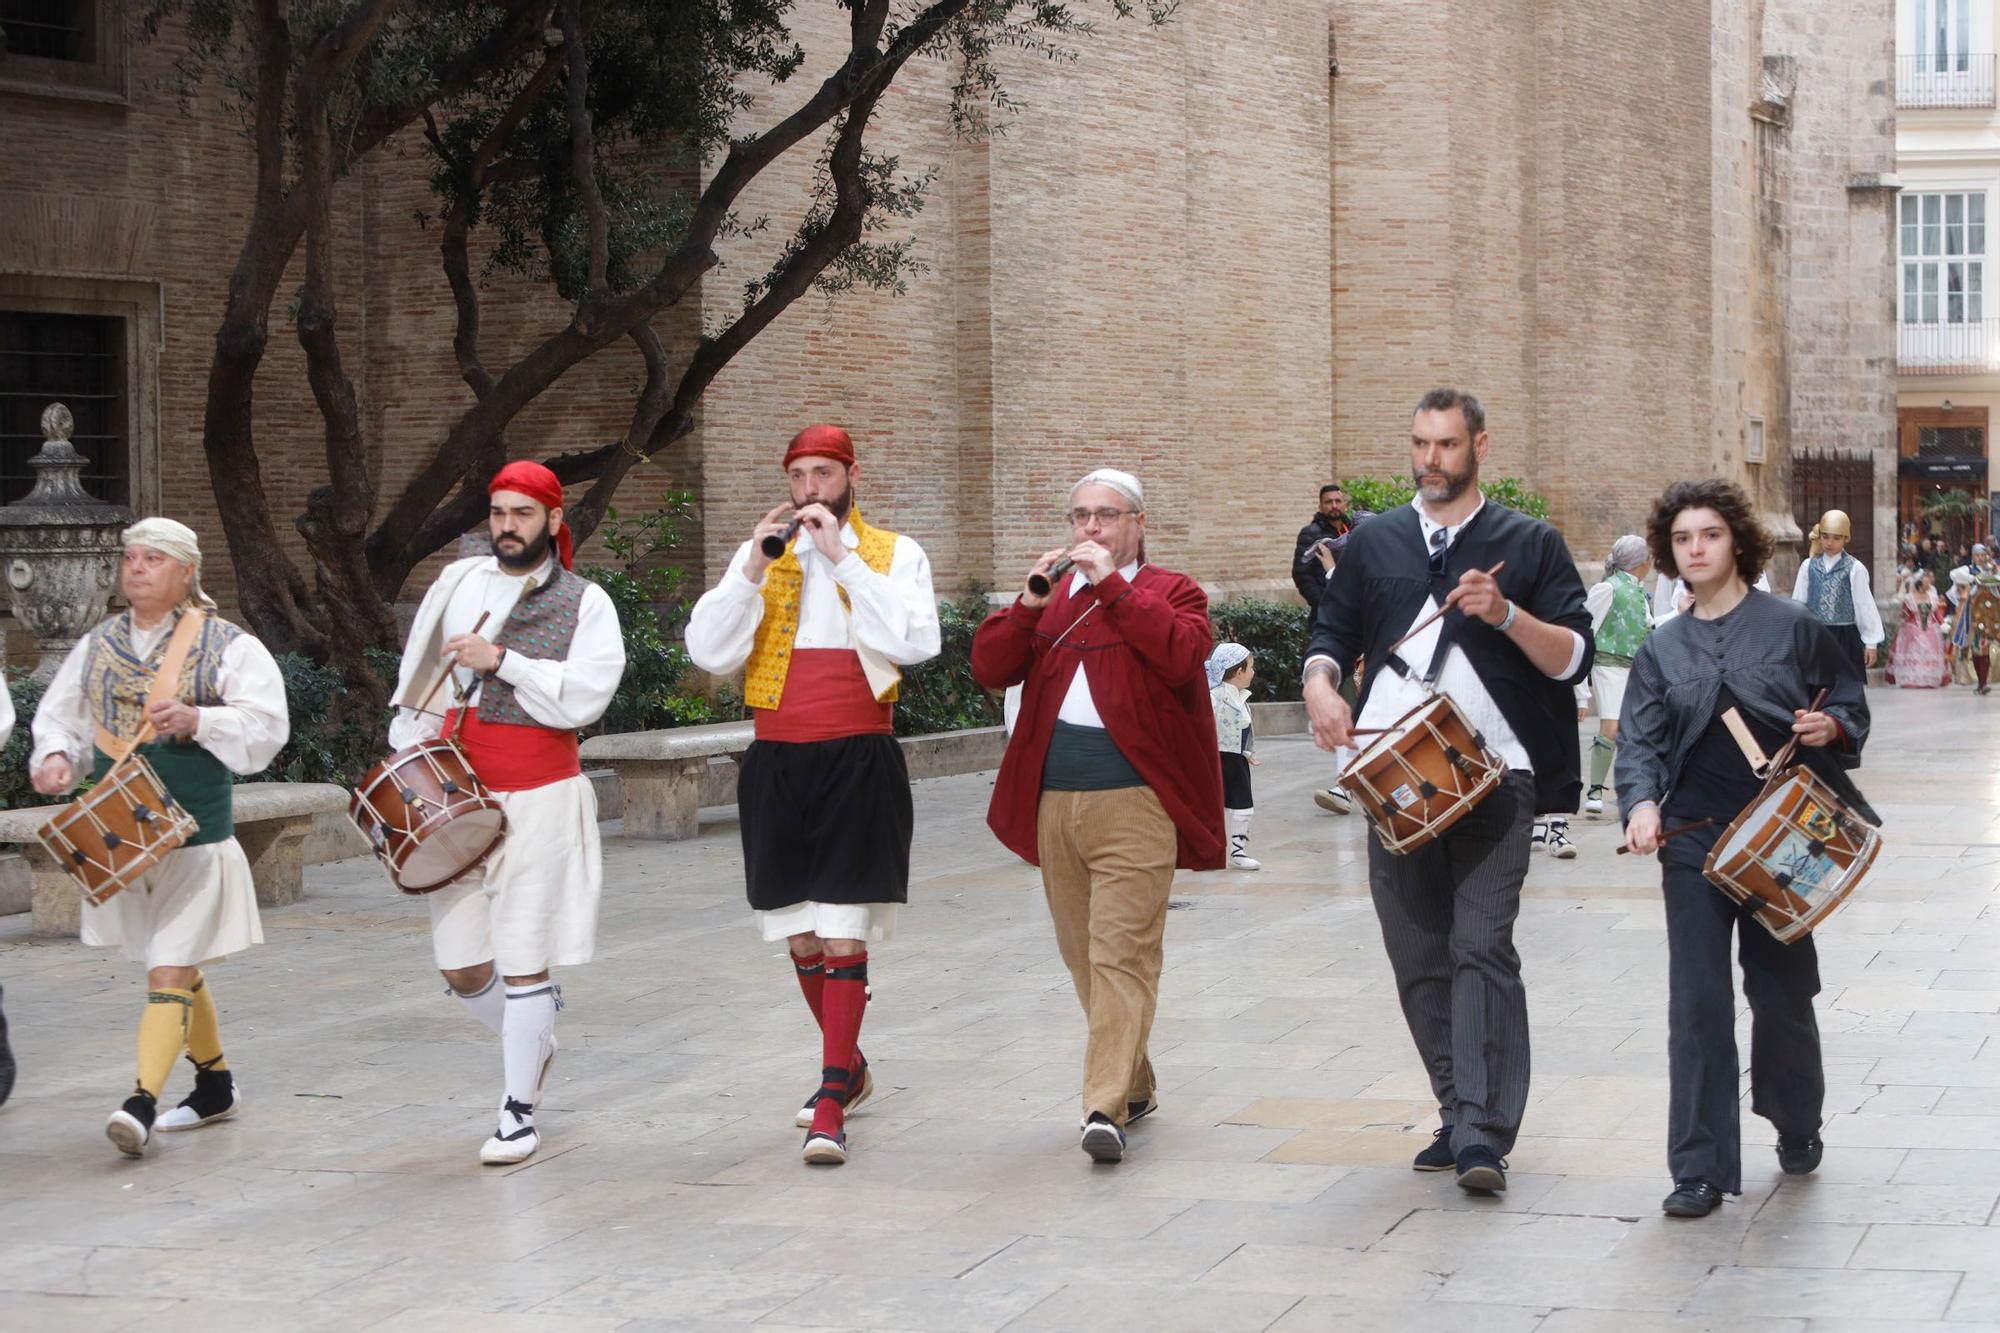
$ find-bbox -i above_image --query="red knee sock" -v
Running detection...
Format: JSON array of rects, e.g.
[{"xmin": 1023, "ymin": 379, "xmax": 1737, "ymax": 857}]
[
  {"xmin": 791, "ymin": 951, "xmax": 828, "ymax": 1025},
  {"xmin": 809, "ymin": 951, "xmax": 869, "ymax": 1139},
  {"xmin": 792, "ymin": 949, "xmax": 865, "ymax": 1076},
  {"xmin": 1979, "ymin": 655, "xmax": 1992, "ymax": 690}
]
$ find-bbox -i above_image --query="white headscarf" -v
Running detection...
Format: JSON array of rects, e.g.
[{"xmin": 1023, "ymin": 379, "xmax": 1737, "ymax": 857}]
[
  {"xmin": 1206, "ymin": 641, "xmax": 1251, "ymax": 689},
  {"xmin": 1070, "ymin": 467, "xmax": 1145, "ymax": 513},
  {"xmin": 122, "ymin": 516, "xmax": 218, "ymax": 610}
]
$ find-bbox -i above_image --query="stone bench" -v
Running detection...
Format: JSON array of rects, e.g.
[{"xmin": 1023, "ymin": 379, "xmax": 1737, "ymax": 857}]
[
  {"xmin": 0, "ymin": 781, "xmax": 350, "ymax": 938},
  {"xmin": 580, "ymin": 721, "xmax": 757, "ymax": 840},
  {"xmin": 580, "ymin": 722, "xmax": 1012, "ymax": 841}
]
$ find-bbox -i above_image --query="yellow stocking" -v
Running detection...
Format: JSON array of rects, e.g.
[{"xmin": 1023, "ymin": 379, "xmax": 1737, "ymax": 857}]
[
  {"xmin": 136, "ymin": 989, "xmax": 193, "ymax": 1098},
  {"xmin": 186, "ymin": 973, "xmax": 228, "ymax": 1072}
]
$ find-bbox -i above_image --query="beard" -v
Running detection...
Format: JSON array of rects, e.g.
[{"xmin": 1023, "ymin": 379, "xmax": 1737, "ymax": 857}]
[
  {"xmin": 494, "ymin": 523, "xmax": 553, "ymax": 573},
  {"xmin": 1412, "ymin": 461, "xmax": 1475, "ymax": 505},
  {"xmin": 798, "ymin": 477, "xmax": 854, "ymax": 523}
]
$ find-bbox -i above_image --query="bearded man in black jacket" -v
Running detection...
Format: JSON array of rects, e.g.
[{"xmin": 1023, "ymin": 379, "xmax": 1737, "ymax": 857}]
[
  {"xmin": 1293, "ymin": 484, "xmax": 1357, "ymax": 607},
  {"xmin": 1302, "ymin": 388, "xmax": 1594, "ymax": 1195}
]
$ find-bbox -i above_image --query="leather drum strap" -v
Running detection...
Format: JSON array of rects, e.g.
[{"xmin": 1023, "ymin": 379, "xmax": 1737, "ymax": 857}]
[
  {"xmin": 1718, "ymin": 707, "xmax": 1772, "ymax": 779},
  {"xmin": 94, "ymin": 608, "xmax": 208, "ymax": 768}
]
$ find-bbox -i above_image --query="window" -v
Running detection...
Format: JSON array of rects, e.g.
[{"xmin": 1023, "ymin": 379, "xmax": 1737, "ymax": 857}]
[
  {"xmin": 0, "ymin": 1, "xmax": 94, "ymax": 61},
  {"xmin": 1920, "ymin": 424, "xmax": 1987, "ymax": 455},
  {"xmin": 0, "ymin": 1, "xmax": 125, "ymax": 100},
  {"xmin": 1901, "ymin": 192, "xmax": 1987, "ymax": 324},
  {"xmin": 1914, "ymin": 0, "xmax": 1976, "ymax": 72},
  {"xmin": 0, "ymin": 311, "xmax": 128, "ymax": 506}
]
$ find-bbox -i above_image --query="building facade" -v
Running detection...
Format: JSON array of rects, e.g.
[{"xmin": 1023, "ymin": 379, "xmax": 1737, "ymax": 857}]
[
  {"xmin": 0, "ymin": 1, "xmax": 1897, "ymax": 632},
  {"xmin": 1895, "ymin": 0, "xmax": 2000, "ymax": 554}
]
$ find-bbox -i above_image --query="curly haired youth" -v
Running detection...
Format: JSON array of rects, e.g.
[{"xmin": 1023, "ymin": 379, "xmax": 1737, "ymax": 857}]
[{"xmin": 1645, "ymin": 478, "xmax": 1773, "ymax": 586}]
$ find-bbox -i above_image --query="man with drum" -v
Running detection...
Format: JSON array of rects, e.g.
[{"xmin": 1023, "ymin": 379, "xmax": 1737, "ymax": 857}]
[
  {"xmin": 970, "ymin": 467, "xmax": 1225, "ymax": 1164},
  {"xmin": 386, "ymin": 461, "xmax": 624, "ymax": 1165},
  {"xmin": 685, "ymin": 424, "xmax": 940, "ymax": 1167},
  {"xmin": 29, "ymin": 519, "xmax": 290, "ymax": 1156},
  {"xmin": 1302, "ymin": 389, "xmax": 1593, "ymax": 1194},
  {"xmin": 1618, "ymin": 478, "xmax": 1870, "ymax": 1219}
]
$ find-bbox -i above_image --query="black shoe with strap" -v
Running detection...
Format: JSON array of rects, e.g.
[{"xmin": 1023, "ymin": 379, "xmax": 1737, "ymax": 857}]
[
  {"xmin": 1776, "ymin": 1132, "xmax": 1823, "ymax": 1175},
  {"xmin": 1662, "ymin": 1178, "xmax": 1723, "ymax": 1217},
  {"xmin": 1126, "ymin": 1095, "xmax": 1159, "ymax": 1125},
  {"xmin": 1412, "ymin": 1125, "xmax": 1455, "ymax": 1171}
]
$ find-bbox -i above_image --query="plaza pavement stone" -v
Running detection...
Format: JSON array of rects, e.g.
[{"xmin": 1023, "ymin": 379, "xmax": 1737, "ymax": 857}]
[{"xmin": 1, "ymin": 688, "xmax": 1997, "ymax": 1330}]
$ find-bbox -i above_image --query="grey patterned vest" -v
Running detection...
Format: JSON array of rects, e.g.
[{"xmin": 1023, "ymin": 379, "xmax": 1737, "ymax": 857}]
[
  {"xmin": 477, "ymin": 564, "xmax": 587, "ymax": 726},
  {"xmin": 1806, "ymin": 552, "xmax": 1857, "ymax": 626}
]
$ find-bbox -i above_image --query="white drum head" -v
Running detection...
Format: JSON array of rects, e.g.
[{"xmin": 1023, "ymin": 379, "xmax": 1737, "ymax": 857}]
[{"xmin": 396, "ymin": 809, "xmax": 505, "ymax": 890}]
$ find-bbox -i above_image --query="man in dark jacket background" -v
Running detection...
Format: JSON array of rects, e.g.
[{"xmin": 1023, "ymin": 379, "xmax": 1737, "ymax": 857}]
[{"xmin": 1293, "ymin": 484, "xmax": 1358, "ymax": 607}]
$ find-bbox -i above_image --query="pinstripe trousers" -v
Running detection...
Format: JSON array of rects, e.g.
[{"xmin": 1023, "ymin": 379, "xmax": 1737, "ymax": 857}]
[{"xmin": 1366, "ymin": 770, "xmax": 1536, "ymax": 1155}]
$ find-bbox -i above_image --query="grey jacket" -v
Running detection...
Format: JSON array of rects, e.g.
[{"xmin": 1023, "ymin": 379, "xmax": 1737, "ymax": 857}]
[{"xmin": 1616, "ymin": 589, "xmax": 1876, "ymax": 826}]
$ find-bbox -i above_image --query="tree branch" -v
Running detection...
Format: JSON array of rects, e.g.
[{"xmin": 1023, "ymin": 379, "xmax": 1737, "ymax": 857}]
[
  {"xmin": 565, "ymin": 322, "xmax": 672, "ymax": 542},
  {"xmin": 558, "ymin": 0, "xmax": 610, "ymax": 299}
]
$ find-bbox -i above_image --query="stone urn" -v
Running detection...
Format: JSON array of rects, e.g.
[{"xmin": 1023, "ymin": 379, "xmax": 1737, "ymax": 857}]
[{"xmin": 0, "ymin": 403, "xmax": 134, "ymax": 677}]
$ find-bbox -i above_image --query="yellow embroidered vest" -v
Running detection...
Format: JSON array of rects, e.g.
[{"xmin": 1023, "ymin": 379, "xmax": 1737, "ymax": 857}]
[{"xmin": 744, "ymin": 511, "xmax": 901, "ymax": 710}]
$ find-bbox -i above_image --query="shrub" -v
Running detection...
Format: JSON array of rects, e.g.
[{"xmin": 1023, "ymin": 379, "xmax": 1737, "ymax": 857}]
[
  {"xmin": 894, "ymin": 590, "xmax": 1002, "ymax": 736},
  {"xmin": 0, "ymin": 671, "xmax": 55, "ymax": 810},
  {"xmin": 256, "ymin": 649, "xmax": 401, "ymax": 785},
  {"xmin": 1341, "ymin": 475, "xmax": 1549, "ymax": 521},
  {"xmin": 1207, "ymin": 599, "xmax": 1312, "ymax": 703}
]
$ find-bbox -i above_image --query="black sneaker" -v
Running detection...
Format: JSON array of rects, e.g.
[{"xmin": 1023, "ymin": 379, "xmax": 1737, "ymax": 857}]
[
  {"xmin": 106, "ymin": 1090, "xmax": 157, "ymax": 1157},
  {"xmin": 1080, "ymin": 1112, "xmax": 1126, "ymax": 1163},
  {"xmin": 1412, "ymin": 1125, "xmax": 1455, "ymax": 1171},
  {"xmin": 1776, "ymin": 1132, "xmax": 1823, "ymax": 1176},
  {"xmin": 1126, "ymin": 1095, "xmax": 1159, "ymax": 1125},
  {"xmin": 1662, "ymin": 1178, "xmax": 1723, "ymax": 1217},
  {"xmin": 1454, "ymin": 1145, "xmax": 1507, "ymax": 1192}
]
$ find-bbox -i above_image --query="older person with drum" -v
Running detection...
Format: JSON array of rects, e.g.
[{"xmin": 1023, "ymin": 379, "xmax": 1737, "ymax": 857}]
[
  {"xmin": 1302, "ymin": 388, "xmax": 1593, "ymax": 1195},
  {"xmin": 29, "ymin": 518, "xmax": 289, "ymax": 1157},
  {"xmin": 1617, "ymin": 478, "xmax": 1870, "ymax": 1219},
  {"xmin": 386, "ymin": 460, "xmax": 624, "ymax": 1166},
  {"xmin": 971, "ymin": 467, "xmax": 1224, "ymax": 1165}
]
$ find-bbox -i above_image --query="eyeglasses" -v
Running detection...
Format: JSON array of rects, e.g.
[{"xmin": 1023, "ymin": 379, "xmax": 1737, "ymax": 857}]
[{"xmin": 1069, "ymin": 507, "xmax": 1136, "ymax": 526}]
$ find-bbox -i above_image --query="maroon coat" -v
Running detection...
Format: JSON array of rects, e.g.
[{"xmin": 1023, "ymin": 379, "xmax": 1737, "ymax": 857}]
[{"xmin": 971, "ymin": 565, "xmax": 1225, "ymax": 871}]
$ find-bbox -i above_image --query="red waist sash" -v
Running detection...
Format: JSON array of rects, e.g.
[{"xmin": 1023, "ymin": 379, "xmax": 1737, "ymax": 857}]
[
  {"xmin": 443, "ymin": 706, "xmax": 581, "ymax": 792},
  {"xmin": 754, "ymin": 648, "xmax": 894, "ymax": 743}
]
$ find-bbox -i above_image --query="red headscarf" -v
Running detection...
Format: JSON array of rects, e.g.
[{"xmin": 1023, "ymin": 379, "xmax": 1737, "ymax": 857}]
[
  {"xmin": 783, "ymin": 424, "xmax": 856, "ymax": 470},
  {"xmin": 488, "ymin": 460, "xmax": 573, "ymax": 570}
]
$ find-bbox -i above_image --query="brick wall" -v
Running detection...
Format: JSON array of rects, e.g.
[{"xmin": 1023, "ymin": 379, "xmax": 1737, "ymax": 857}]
[{"xmin": 0, "ymin": 2, "xmax": 1895, "ymax": 636}]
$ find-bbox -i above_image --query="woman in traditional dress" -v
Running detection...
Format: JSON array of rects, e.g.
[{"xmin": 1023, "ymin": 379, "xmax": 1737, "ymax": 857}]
[{"xmin": 1894, "ymin": 569, "xmax": 1949, "ymax": 689}]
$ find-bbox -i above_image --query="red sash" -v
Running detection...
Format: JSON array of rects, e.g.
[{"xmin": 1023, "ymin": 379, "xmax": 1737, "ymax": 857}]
[
  {"xmin": 753, "ymin": 648, "xmax": 894, "ymax": 743},
  {"xmin": 442, "ymin": 706, "xmax": 581, "ymax": 792}
]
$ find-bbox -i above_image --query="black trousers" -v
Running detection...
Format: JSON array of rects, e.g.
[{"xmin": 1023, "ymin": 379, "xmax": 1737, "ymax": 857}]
[
  {"xmin": 1827, "ymin": 623, "xmax": 1866, "ymax": 674},
  {"xmin": 1366, "ymin": 770, "xmax": 1534, "ymax": 1155},
  {"xmin": 1662, "ymin": 827, "xmax": 1824, "ymax": 1193}
]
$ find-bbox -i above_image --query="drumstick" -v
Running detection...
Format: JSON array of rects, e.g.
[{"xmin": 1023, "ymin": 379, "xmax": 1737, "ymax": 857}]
[
  {"xmin": 1382, "ymin": 562, "xmax": 1508, "ymax": 658},
  {"xmin": 1760, "ymin": 686, "xmax": 1833, "ymax": 782},
  {"xmin": 414, "ymin": 611, "xmax": 494, "ymax": 719},
  {"xmin": 1614, "ymin": 816, "xmax": 1715, "ymax": 855}
]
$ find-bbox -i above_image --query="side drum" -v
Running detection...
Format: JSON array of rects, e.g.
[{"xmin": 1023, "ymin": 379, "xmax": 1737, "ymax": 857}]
[
  {"xmin": 350, "ymin": 739, "xmax": 507, "ymax": 894},
  {"xmin": 1704, "ymin": 766, "xmax": 1880, "ymax": 944},
  {"xmin": 1338, "ymin": 693, "xmax": 1506, "ymax": 855},
  {"xmin": 38, "ymin": 756, "xmax": 201, "ymax": 906}
]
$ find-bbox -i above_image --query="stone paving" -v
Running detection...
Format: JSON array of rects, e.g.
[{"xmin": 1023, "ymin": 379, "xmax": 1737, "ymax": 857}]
[{"xmin": 2, "ymin": 687, "xmax": 1999, "ymax": 1331}]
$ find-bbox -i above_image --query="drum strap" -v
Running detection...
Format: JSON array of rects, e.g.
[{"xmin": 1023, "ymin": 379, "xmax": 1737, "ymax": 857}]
[
  {"xmin": 1719, "ymin": 707, "xmax": 1773, "ymax": 778},
  {"xmin": 94, "ymin": 609, "xmax": 207, "ymax": 767}
]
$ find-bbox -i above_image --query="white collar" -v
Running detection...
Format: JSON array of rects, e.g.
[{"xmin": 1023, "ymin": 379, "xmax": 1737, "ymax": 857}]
[
  {"xmin": 1818, "ymin": 551, "xmax": 1845, "ymax": 569},
  {"xmin": 1413, "ymin": 492, "xmax": 1486, "ymax": 544},
  {"xmin": 1070, "ymin": 558, "xmax": 1143, "ymax": 594}
]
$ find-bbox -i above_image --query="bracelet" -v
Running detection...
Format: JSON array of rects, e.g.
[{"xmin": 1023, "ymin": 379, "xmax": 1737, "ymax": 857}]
[{"xmin": 1495, "ymin": 600, "xmax": 1518, "ymax": 633}]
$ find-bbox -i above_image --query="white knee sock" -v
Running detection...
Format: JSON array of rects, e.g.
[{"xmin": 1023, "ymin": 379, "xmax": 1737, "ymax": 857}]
[
  {"xmin": 1228, "ymin": 807, "xmax": 1254, "ymax": 853},
  {"xmin": 451, "ymin": 973, "xmax": 504, "ymax": 1035},
  {"xmin": 501, "ymin": 982, "xmax": 560, "ymax": 1125}
]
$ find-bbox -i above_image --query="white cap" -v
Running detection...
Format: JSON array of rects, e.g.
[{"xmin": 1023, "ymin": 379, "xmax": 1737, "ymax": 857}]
[{"xmin": 1070, "ymin": 467, "xmax": 1144, "ymax": 512}]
